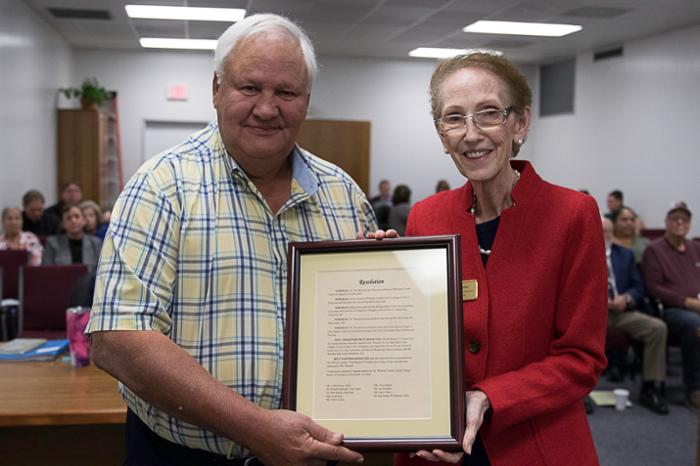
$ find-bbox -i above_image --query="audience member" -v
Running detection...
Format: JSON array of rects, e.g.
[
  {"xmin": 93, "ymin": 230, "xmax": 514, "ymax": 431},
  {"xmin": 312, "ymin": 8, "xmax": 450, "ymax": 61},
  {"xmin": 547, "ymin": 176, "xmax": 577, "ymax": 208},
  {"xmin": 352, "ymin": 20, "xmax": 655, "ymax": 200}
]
[
  {"xmin": 605, "ymin": 189, "xmax": 624, "ymax": 220},
  {"xmin": 80, "ymin": 200, "xmax": 108, "ymax": 240},
  {"xmin": 45, "ymin": 181, "xmax": 83, "ymax": 222},
  {"xmin": 0, "ymin": 207, "xmax": 43, "ymax": 266},
  {"xmin": 435, "ymin": 179, "xmax": 450, "ymax": 193},
  {"xmin": 42, "ymin": 205, "xmax": 102, "ymax": 273},
  {"xmin": 642, "ymin": 201, "xmax": 700, "ymax": 411},
  {"xmin": 579, "ymin": 189, "xmax": 590, "ymax": 195},
  {"xmin": 613, "ymin": 206, "xmax": 649, "ymax": 265},
  {"xmin": 603, "ymin": 217, "xmax": 669, "ymax": 414},
  {"xmin": 387, "ymin": 184, "xmax": 411, "ymax": 235},
  {"xmin": 369, "ymin": 179, "xmax": 392, "ymax": 209},
  {"xmin": 21, "ymin": 189, "xmax": 59, "ymax": 236},
  {"xmin": 85, "ymin": 14, "xmax": 371, "ymax": 465}
]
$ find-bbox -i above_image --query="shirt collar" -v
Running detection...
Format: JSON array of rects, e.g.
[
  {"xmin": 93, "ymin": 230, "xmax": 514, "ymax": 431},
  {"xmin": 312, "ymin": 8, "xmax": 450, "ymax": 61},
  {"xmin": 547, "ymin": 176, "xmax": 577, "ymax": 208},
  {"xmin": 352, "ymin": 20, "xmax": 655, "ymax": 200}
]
[{"xmin": 221, "ymin": 142, "xmax": 319, "ymax": 198}]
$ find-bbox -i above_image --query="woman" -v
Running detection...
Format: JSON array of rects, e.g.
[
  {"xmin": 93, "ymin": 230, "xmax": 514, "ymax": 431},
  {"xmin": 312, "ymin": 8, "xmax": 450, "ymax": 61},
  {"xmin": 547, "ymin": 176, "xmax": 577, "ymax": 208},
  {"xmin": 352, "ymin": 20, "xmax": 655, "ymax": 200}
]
[
  {"xmin": 387, "ymin": 184, "xmax": 412, "ymax": 235},
  {"xmin": 43, "ymin": 205, "xmax": 102, "ymax": 273},
  {"xmin": 394, "ymin": 53, "xmax": 607, "ymax": 465},
  {"xmin": 0, "ymin": 207, "xmax": 43, "ymax": 266},
  {"xmin": 80, "ymin": 200, "xmax": 108, "ymax": 240},
  {"xmin": 612, "ymin": 206, "xmax": 649, "ymax": 265}
]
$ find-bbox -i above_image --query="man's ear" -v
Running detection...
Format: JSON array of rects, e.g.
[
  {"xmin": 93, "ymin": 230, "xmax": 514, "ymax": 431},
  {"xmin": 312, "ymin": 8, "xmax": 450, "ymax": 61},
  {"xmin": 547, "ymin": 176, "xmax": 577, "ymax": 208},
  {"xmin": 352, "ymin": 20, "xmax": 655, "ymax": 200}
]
[{"xmin": 212, "ymin": 72, "xmax": 220, "ymax": 108}]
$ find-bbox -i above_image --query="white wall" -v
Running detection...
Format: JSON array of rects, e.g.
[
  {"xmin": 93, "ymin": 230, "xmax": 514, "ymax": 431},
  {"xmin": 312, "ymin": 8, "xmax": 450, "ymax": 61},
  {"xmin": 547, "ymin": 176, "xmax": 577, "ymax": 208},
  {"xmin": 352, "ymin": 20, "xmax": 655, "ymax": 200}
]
[
  {"xmin": 0, "ymin": 0, "xmax": 73, "ymax": 207},
  {"xmin": 532, "ymin": 24, "xmax": 700, "ymax": 237}
]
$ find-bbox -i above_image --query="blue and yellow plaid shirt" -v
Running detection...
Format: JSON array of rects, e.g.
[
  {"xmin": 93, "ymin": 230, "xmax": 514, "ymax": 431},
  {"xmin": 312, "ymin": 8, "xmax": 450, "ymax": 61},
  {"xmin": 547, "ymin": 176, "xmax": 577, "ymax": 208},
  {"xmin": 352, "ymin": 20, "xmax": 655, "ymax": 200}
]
[{"xmin": 87, "ymin": 123, "xmax": 376, "ymax": 457}]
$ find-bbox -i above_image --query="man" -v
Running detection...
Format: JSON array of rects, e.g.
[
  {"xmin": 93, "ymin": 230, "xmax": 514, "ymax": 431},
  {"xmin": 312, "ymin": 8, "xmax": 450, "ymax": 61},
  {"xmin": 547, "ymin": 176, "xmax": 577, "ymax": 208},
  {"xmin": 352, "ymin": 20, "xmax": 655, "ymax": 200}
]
[
  {"xmin": 602, "ymin": 218, "xmax": 669, "ymax": 414},
  {"xmin": 44, "ymin": 181, "xmax": 83, "ymax": 224},
  {"xmin": 642, "ymin": 201, "xmax": 700, "ymax": 410},
  {"xmin": 21, "ymin": 189, "xmax": 59, "ymax": 235},
  {"xmin": 604, "ymin": 189, "xmax": 623, "ymax": 220},
  {"xmin": 87, "ymin": 14, "xmax": 373, "ymax": 466}
]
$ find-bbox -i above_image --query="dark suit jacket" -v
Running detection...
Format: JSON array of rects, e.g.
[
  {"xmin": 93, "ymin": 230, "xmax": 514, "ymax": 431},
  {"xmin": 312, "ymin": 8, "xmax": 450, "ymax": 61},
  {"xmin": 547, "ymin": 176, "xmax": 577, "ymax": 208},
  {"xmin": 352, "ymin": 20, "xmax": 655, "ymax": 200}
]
[
  {"xmin": 610, "ymin": 243, "xmax": 647, "ymax": 306},
  {"xmin": 42, "ymin": 234, "xmax": 102, "ymax": 273}
]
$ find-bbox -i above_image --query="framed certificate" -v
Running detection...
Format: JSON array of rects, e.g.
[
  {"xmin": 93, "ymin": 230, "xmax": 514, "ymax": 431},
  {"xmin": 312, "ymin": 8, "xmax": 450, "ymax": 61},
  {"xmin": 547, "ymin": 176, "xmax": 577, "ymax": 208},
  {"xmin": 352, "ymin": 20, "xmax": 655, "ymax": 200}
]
[{"xmin": 284, "ymin": 235, "xmax": 465, "ymax": 451}]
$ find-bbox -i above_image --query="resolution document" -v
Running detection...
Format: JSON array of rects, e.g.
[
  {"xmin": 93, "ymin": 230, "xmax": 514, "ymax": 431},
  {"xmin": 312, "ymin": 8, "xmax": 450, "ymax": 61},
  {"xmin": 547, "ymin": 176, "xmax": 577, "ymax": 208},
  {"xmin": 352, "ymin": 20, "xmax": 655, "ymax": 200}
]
[{"xmin": 312, "ymin": 268, "xmax": 431, "ymax": 421}]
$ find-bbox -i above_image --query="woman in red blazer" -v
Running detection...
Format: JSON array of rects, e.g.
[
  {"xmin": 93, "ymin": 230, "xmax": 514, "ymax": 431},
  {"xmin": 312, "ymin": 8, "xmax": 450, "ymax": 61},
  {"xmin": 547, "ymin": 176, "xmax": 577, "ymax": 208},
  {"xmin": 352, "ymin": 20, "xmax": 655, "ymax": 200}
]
[{"xmin": 393, "ymin": 53, "xmax": 607, "ymax": 466}]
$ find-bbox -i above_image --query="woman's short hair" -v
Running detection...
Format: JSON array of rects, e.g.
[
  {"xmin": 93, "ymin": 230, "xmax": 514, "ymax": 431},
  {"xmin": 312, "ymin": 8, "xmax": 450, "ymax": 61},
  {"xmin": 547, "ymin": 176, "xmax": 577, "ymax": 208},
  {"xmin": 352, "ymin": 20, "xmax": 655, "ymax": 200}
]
[
  {"xmin": 429, "ymin": 52, "xmax": 532, "ymax": 157},
  {"xmin": 214, "ymin": 13, "xmax": 317, "ymax": 90},
  {"xmin": 61, "ymin": 204, "xmax": 83, "ymax": 218},
  {"xmin": 392, "ymin": 185, "xmax": 412, "ymax": 205},
  {"xmin": 79, "ymin": 200, "xmax": 102, "ymax": 225}
]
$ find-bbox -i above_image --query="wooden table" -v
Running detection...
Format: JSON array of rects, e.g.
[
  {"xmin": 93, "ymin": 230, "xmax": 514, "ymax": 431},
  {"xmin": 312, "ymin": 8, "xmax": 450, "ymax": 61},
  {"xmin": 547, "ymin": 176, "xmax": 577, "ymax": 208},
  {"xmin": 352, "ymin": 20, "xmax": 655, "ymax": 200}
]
[{"xmin": 0, "ymin": 359, "xmax": 127, "ymax": 465}]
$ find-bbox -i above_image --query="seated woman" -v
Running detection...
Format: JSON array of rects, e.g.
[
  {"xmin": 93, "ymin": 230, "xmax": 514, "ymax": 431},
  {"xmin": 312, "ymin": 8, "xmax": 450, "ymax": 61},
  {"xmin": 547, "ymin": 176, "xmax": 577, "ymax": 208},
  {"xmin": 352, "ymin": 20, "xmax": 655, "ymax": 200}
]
[
  {"xmin": 0, "ymin": 207, "xmax": 43, "ymax": 266},
  {"xmin": 387, "ymin": 184, "xmax": 412, "ymax": 235},
  {"xmin": 42, "ymin": 205, "xmax": 102, "ymax": 273},
  {"xmin": 612, "ymin": 206, "xmax": 649, "ymax": 265},
  {"xmin": 80, "ymin": 200, "xmax": 108, "ymax": 240}
]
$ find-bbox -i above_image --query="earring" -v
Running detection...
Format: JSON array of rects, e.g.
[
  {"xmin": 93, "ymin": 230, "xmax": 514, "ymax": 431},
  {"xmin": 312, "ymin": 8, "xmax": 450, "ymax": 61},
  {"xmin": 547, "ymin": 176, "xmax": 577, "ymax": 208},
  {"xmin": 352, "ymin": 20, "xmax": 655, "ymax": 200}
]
[{"xmin": 516, "ymin": 139, "xmax": 524, "ymax": 145}]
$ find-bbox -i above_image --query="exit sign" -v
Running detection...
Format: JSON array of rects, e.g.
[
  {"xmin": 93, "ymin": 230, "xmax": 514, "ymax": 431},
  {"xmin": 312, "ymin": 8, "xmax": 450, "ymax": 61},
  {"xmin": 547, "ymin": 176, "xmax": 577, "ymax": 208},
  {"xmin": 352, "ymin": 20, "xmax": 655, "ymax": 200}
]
[{"xmin": 167, "ymin": 85, "xmax": 188, "ymax": 101}]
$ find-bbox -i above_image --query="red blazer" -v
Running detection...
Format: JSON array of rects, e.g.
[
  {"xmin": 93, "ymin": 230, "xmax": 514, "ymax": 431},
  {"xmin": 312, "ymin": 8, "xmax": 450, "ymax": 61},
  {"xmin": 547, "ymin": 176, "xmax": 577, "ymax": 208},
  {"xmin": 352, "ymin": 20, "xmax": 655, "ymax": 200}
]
[{"xmin": 394, "ymin": 161, "xmax": 607, "ymax": 466}]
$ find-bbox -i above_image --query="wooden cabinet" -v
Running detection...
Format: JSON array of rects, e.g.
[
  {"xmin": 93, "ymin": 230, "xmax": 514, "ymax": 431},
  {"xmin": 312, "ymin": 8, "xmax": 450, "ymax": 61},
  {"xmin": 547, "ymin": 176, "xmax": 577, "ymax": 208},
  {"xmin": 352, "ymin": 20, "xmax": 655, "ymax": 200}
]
[{"xmin": 56, "ymin": 108, "xmax": 121, "ymax": 208}]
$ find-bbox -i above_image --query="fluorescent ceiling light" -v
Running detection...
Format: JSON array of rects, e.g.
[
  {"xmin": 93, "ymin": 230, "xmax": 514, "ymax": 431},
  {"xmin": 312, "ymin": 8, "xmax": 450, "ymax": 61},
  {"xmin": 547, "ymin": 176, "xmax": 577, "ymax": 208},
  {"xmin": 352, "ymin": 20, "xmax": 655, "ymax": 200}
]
[
  {"xmin": 126, "ymin": 5, "xmax": 245, "ymax": 22},
  {"xmin": 140, "ymin": 38, "xmax": 217, "ymax": 50},
  {"xmin": 409, "ymin": 47, "xmax": 502, "ymax": 59},
  {"xmin": 463, "ymin": 20, "xmax": 582, "ymax": 37}
]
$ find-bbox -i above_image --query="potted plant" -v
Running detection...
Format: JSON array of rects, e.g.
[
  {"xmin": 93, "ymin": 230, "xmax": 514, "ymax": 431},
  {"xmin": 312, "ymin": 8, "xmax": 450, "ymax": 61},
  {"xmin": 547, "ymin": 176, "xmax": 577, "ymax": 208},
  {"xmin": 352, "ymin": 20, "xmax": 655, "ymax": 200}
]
[{"xmin": 60, "ymin": 77, "xmax": 110, "ymax": 109}]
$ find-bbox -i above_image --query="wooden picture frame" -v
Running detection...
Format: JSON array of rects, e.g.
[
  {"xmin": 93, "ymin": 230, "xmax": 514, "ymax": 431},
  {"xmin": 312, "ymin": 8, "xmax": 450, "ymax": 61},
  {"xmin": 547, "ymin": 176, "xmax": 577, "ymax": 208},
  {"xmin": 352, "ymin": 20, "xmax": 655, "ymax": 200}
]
[{"xmin": 284, "ymin": 235, "xmax": 464, "ymax": 451}]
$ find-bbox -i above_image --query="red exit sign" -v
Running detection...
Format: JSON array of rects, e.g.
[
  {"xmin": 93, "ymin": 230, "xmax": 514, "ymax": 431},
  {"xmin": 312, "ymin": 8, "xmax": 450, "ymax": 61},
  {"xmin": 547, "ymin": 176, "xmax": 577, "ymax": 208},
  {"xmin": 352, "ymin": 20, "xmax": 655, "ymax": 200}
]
[{"xmin": 167, "ymin": 85, "xmax": 188, "ymax": 101}]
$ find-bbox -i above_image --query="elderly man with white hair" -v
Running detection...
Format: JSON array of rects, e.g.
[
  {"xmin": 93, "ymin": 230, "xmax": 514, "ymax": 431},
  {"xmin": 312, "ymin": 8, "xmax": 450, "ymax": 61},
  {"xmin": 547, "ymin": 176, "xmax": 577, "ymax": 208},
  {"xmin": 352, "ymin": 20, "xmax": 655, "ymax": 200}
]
[{"xmin": 87, "ymin": 14, "xmax": 373, "ymax": 466}]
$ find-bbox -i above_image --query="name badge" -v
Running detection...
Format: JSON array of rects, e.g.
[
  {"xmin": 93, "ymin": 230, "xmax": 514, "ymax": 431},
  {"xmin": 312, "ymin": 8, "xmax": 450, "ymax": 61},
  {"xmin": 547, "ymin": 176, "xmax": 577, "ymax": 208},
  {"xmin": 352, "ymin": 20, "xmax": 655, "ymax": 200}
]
[{"xmin": 462, "ymin": 279, "xmax": 478, "ymax": 301}]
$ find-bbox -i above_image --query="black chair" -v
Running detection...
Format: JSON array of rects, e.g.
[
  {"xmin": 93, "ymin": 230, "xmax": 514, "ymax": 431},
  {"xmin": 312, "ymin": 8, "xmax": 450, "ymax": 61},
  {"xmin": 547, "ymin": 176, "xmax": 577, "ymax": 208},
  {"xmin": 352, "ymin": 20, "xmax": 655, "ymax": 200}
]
[{"xmin": 0, "ymin": 249, "xmax": 30, "ymax": 300}]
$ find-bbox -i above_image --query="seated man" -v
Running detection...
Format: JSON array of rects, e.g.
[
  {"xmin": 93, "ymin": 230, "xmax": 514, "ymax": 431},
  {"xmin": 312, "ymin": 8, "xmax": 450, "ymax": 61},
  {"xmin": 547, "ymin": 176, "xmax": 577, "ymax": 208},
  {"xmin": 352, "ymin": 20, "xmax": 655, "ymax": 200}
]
[
  {"xmin": 642, "ymin": 201, "xmax": 700, "ymax": 410},
  {"xmin": 603, "ymin": 217, "xmax": 669, "ymax": 414},
  {"xmin": 21, "ymin": 189, "xmax": 59, "ymax": 236}
]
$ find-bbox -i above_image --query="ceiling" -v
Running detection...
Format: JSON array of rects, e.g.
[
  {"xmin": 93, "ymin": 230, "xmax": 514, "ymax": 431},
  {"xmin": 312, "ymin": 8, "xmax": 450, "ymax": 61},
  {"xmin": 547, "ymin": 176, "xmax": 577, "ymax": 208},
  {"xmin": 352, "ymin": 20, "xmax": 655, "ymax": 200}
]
[{"xmin": 25, "ymin": 0, "xmax": 700, "ymax": 64}]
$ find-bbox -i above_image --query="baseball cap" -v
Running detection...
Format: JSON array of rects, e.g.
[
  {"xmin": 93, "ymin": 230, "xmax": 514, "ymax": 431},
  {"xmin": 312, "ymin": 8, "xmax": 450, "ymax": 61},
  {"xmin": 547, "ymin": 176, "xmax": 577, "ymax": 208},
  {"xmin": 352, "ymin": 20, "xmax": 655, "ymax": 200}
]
[{"xmin": 667, "ymin": 201, "xmax": 692, "ymax": 218}]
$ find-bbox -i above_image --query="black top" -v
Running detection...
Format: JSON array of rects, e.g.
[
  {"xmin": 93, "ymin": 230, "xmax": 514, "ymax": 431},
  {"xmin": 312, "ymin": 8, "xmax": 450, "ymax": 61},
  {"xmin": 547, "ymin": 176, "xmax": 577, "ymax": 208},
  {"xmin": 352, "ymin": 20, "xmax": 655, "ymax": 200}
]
[
  {"xmin": 22, "ymin": 211, "xmax": 60, "ymax": 236},
  {"xmin": 68, "ymin": 238, "xmax": 83, "ymax": 264},
  {"xmin": 476, "ymin": 216, "xmax": 500, "ymax": 266}
]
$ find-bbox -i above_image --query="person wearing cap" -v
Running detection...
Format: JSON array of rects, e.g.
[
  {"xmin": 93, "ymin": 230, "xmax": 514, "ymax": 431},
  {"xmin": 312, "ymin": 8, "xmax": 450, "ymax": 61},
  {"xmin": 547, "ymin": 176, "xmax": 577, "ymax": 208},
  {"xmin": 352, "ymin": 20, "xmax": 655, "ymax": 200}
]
[{"xmin": 642, "ymin": 201, "xmax": 700, "ymax": 410}]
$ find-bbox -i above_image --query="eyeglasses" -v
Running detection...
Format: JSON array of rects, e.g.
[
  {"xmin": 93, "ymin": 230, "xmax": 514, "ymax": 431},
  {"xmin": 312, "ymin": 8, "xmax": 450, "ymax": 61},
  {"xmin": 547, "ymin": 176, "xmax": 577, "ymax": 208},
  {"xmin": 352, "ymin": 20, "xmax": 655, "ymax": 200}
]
[{"xmin": 435, "ymin": 106, "xmax": 514, "ymax": 133}]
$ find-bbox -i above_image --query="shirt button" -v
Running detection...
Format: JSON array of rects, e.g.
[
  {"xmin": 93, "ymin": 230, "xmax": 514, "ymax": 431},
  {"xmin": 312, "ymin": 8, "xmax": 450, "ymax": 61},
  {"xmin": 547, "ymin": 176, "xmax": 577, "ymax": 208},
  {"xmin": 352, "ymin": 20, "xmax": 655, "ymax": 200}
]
[{"xmin": 468, "ymin": 340, "xmax": 480, "ymax": 354}]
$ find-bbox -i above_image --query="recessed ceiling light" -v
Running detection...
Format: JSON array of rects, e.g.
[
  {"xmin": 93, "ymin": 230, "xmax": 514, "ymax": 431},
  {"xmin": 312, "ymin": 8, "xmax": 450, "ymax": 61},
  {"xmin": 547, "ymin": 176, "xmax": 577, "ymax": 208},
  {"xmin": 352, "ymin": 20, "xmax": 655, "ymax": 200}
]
[
  {"xmin": 409, "ymin": 47, "xmax": 502, "ymax": 59},
  {"xmin": 125, "ymin": 5, "xmax": 245, "ymax": 22},
  {"xmin": 463, "ymin": 20, "xmax": 582, "ymax": 37},
  {"xmin": 139, "ymin": 38, "xmax": 218, "ymax": 50}
]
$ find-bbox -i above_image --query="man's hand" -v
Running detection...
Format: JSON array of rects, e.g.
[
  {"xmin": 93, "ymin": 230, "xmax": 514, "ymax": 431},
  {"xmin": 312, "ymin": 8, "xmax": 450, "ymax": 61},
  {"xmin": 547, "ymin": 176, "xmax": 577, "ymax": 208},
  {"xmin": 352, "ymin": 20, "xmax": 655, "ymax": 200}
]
[
  {"xmin": 684, "ymin": 297, "xmax": 700, "ymax": 313},
  {"xmin": 363, "ymin": 229, "xmax": 399, "ymax": 239},
  {"xmin": 408, "ymin": 390, "xmax": 490, "ymax": 463},
  {"xmin": 608, "ymin": 295, "xmax": 627, "ymax": 313},
  {"xmin": 245, "ymin": 409, "xmax": 363, "ymax": 466}
]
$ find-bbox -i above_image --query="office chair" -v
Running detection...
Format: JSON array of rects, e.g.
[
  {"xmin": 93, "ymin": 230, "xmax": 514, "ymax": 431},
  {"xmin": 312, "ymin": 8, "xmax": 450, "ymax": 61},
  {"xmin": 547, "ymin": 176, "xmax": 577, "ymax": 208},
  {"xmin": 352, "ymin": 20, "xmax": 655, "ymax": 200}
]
[{"xmin": 18, "ymin": 264, "xmax": 88, "ymax": 339}]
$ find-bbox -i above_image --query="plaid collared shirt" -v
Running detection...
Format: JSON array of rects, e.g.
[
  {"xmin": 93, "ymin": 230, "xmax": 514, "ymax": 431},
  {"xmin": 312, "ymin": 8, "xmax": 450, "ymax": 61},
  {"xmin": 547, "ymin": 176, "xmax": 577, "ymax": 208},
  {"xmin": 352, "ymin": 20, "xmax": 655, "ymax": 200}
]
[{"xmin": 87, "ymin": 123, "xmax": 376, "ymax": 457}]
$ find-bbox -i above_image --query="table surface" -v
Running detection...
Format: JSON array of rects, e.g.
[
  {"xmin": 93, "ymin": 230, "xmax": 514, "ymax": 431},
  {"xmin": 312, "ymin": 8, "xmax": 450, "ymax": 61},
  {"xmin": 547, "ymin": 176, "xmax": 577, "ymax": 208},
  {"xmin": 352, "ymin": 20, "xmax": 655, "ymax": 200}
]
[{"xmin": 0, "ymin": 359, "xmax": 126, "ymax": 426}]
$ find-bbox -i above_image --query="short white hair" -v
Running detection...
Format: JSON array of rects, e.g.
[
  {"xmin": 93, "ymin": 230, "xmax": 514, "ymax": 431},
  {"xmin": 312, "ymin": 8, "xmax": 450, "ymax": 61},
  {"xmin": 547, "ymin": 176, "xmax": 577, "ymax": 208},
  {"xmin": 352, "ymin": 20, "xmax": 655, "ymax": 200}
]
[{"xmin": 214, "ymin": 13, "xmax": 317, "ymax": 90}]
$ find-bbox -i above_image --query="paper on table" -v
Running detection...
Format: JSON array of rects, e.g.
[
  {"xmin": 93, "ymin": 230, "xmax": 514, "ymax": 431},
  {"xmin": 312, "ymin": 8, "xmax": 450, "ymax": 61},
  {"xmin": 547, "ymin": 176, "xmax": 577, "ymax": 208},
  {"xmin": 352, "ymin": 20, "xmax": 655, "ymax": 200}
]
[{"xmin": 0, "ymin": 338, "xmax": 47, "ymax": 355}]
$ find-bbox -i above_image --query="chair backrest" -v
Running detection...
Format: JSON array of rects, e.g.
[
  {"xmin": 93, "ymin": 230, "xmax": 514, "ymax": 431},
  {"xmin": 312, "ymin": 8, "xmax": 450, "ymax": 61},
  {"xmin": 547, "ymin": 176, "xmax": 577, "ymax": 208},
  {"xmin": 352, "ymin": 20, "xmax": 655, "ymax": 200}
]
[
  {"xmin": 374, "ymin": 204, "xmax": 391, "ymax": 230},
  {"xmin": 0, "ymin": 249, "xmax": 30, "ymax": 300},
  {"xmin": 19, "ymin": 264, "xmax": 88, "ymax": 335}
]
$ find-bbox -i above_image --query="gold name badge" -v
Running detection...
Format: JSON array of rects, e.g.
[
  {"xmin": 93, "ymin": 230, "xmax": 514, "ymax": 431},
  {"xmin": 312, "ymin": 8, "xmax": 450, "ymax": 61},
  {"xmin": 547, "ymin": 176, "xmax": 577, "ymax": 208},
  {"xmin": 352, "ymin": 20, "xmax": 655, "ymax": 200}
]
[{"xmin": 462, "ymin": 279, "xmax": 478, "ymax": 301}]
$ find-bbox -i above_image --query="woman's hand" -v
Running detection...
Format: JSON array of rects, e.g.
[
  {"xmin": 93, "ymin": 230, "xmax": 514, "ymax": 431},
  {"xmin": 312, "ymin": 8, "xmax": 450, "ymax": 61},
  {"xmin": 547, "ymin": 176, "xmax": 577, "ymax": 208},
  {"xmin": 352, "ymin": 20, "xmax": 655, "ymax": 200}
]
[
  {"xmin": 406, "ymin": 390, "xmax": 491, "ymax": 463},
  {"xmin": 357, "ymin": 229, "xmax": 399, "ymax": 239},
  {"xmin": 462, "ymin": 390, "xmax": 491, "ymax": 454}
]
